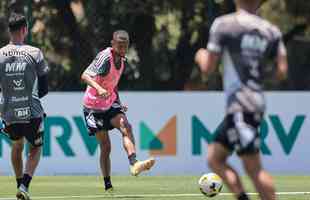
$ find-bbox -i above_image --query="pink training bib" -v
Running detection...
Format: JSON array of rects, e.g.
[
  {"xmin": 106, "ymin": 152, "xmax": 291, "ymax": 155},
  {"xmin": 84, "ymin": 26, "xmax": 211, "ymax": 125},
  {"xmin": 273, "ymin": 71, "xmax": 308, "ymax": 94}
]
[{"xmin": 83, "ymin": 48, "xmax": 124, "ymax": 110}]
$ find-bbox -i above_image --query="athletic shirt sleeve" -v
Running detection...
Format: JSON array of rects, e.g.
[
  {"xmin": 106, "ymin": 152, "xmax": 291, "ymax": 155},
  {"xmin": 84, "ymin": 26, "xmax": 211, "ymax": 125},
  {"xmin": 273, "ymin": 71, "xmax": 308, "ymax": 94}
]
[
  {"xmin": 207, "ymin": 18, "xmax": 226, "ymax": 54},
  {"xmin": 36, "ymin": 50, "xmax": 49, "ymax": 76},
  {"xmin": 84, "ymin": 51, "xmax": 111, "ymax": 77}
]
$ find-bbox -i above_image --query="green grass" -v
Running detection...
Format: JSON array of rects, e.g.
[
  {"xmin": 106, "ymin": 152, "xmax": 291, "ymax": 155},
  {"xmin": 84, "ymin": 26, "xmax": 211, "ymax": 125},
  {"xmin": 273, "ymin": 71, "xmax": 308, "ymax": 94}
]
[{"xmin": 0, "ymin": 176, "xmax": 309, "ymax": 200}]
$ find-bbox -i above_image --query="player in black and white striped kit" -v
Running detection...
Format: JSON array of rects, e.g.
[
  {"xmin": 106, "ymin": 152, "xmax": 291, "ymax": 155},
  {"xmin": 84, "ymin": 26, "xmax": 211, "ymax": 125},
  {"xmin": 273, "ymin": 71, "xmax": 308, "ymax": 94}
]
[
  {"xmin": 195, "ymin": 0, "xmax": 288, "ymax": 199},
  {"xmin": 0, "ymin": 13, "xmax": 49, "ymax": 200}
]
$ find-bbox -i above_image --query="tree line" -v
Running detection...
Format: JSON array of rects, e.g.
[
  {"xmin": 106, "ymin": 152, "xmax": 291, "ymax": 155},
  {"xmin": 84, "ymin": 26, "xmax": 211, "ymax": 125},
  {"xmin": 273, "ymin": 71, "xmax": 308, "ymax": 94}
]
[{"xmin": 0, "ymin": 0, "xmax": 309, "ymax": 91}]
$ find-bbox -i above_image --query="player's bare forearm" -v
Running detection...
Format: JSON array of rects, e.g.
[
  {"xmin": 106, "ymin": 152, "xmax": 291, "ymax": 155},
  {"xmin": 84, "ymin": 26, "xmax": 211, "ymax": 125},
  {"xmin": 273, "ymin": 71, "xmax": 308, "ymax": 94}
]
[
  {"xmin": 276, "ymin": 55, "xmax": 288, "ymax": 81},
  {"xmin": 195, "ymin": 48, "xmax": 209, "ymax": 73},
  {"xmin": 195, "ymin": 48, "xmax": 219, "ymax": 76},
  {"xmin": 81, "ymin": 72, "xmax": 109, "ymax": 97},
  {"xmin": 81, "ymin": 72, "xmax": 99, "ymax": 90}
]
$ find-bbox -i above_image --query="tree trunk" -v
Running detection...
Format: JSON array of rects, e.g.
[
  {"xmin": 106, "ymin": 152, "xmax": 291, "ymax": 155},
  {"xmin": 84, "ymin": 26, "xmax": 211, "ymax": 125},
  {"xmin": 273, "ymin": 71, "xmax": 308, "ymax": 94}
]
[{"xmin": 53, "ymin": 0, "xmax": 93, "ymax": 90}]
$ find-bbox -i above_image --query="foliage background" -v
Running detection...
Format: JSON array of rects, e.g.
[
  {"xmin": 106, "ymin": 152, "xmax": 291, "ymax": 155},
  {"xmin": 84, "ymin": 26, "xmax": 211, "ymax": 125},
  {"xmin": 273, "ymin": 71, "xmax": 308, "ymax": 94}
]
[{"xmin": 0, "ymin": 0, "xmax": 309, "ymax": 91}]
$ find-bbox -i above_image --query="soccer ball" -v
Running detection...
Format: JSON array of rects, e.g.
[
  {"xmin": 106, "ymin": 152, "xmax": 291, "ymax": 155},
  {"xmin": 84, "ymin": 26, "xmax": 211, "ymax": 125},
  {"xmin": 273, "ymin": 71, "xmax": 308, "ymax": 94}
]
[{"xmin": 198, "ymin": 173, "xmax": 223, "ymax": 197}]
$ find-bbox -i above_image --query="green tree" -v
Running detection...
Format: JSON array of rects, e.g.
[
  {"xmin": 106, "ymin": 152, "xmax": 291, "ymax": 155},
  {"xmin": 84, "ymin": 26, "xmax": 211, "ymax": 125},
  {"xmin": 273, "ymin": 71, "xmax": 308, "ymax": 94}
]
[{"xmin": 0, "ymin": 0, "xmax": 309, "ymax": 91}]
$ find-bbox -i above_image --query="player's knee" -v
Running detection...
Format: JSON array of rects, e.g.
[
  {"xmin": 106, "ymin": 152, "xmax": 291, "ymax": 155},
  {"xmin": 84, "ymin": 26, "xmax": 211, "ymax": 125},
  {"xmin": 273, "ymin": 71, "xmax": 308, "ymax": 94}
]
[
  {"xmin": 28, "ymin": 145, "xmax": 41, "ymax": 156},
  {"xmin": 12, "ymin": 142, "xmax": 24, "ymax": 153},
  {"xmin": 207, "ymin": 154, "xmax": 223, "ymax": 170},
  {"xmin": 244, "ymin": 164, "xmax": 262, "ymax": 179},
  {"xmin": 207, "ymin": 155, "xmax": 217, "ymax": 169},
  {"xmin": 99, "ymin": 142, "xmax": 111, "ymax": 154},
  {"xmin": 121, "ymin": 122, "xmax": 132, "ymax": 136}
]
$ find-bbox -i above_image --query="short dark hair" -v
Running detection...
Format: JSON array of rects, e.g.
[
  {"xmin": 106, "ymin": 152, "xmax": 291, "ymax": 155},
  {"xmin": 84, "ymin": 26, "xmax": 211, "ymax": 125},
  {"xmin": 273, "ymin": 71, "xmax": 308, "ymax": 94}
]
[
  {"xmin": 8, "ymin": 12, "xmax": 27, "ymax": 32},
  {"xmin": 113, "ymin": 30, "xmax": 129, "ymax": 43}
]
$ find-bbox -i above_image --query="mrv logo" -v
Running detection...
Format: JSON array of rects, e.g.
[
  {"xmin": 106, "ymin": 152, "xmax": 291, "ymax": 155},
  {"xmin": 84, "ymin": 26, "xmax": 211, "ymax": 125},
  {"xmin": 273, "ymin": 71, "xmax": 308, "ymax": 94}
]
[
  {"xmin": 140, "ymin": 116, "xmax": 176, "ymax": 156},
  {"xmin": 5, "ymin": 62, "xmax": 26, "ymax": 72},
  {"xmin": 0, "ymin": 114, "xmax": 306, "ymax": 157},
  {"xmin": 192, "ymin": 115, "xmax": 306, "ymax": 155}
]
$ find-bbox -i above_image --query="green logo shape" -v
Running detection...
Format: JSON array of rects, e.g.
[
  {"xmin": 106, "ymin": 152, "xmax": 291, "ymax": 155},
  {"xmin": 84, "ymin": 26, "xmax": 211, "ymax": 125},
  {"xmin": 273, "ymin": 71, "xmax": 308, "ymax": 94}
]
[
  {"xmin": 140, "ymin": 122, "xmax": 163, "ymax": 150},
  {"xmin": 192, "ymin": 115, "xmax": 220, "ymax": 155},
  {"xmin": 269, "ymin": 115, "xmax": 305, "ymax": 155}
]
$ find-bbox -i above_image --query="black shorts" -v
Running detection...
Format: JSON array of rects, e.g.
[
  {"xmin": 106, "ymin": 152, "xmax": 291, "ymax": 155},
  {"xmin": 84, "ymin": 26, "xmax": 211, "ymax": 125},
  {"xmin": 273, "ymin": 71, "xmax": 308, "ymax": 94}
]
[
  {"xmin": 2, "ymin": 118, "xmax": 44, "ymax": 147},
  {"xmin": 83, "ymin": 105, "xmax": 124, "ymax": 135},
  {"xmin": 214, "ymin": 112, "xmax": 262, "ymax": 155}
]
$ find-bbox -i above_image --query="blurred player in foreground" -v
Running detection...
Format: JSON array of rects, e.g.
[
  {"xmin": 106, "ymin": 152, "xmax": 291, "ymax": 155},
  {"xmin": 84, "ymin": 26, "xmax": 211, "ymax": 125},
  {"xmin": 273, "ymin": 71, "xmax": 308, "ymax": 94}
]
[
  {"xmin": 81, "ymin": 30, "xmax": 155, "ymax": 191},
  {"xmin": 0, "ymin": 13, "xmax": 49, "ymax": 200},
  {"xmin": 195, "ymin": 0, "xmax": 288, "ymax": 199}
]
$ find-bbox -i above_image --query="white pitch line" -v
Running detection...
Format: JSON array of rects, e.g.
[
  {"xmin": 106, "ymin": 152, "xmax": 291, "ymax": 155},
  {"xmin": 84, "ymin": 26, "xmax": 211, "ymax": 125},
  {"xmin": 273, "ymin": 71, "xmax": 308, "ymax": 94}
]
[{"xmin": 0, "ymin": 192, "xmax": 310, "ymax": 200}]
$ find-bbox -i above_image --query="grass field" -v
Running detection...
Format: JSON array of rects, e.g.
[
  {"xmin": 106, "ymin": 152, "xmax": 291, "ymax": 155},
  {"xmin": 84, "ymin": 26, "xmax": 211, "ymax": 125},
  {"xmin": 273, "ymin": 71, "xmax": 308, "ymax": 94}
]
[{"xmin": 0, "ymin": 176, "xmax": 309, "ymax": 200}]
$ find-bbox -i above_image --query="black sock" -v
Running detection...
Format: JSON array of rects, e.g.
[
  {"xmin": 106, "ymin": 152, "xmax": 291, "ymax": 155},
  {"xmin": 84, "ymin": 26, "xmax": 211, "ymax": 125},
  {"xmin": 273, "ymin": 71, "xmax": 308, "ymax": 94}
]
[
  {"xmin": 104, "ymin": 176, "xmax": 112, "ymax": 190},
  {"xmin": 128, "ymin": 153, "xmax": 137, "ymax": 166},
  {"xmin": 238, "ymin": 192, "xmax": 250, "ymax": 200},
  {"xmin": 16, "ymin": 177, "xmax": 23, "ymax": 188},
  {"xmin": 22, "ymin": 174, "xmax": 32, "ymax": 189}
]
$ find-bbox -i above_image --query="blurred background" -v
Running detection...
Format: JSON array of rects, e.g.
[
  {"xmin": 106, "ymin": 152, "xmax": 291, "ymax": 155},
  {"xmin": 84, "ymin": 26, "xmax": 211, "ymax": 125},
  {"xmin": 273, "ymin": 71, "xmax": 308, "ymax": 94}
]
[
  {"xmin": 1, "ymin": 2, "xmax": 310, "ymax": 199},
  {"xmin": 0, "ymin": 0, "xmax": 309, "ymax": 92}
]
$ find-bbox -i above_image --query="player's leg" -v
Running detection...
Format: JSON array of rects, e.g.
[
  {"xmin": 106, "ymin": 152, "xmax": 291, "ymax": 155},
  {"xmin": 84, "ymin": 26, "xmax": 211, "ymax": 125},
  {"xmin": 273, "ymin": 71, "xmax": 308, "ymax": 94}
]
[
  {"xmin": 207, "ymin": 143, "xmax": 249, "ymax": 200},
  {"xmin": 12, "ymin": 138, "xmax": 32, "ymax": 200},
  {"xmin": 3, "ymin": 123, "xmax": 24, "ymax": 189},
  {"xmin": 11, "ymin": 138, "xmax": 25, "ymax": 188},
  {"xmin": 16, "ymin": 144, "xmax": 41, "ymax": 200},
  {"xmin": 234, "ymin": 112, "xmax": 274, "ymax": 200},
  {"xmin": 111, "ymin": 113, "xmax": 135, "ymax": 156},
  {"xmin": 241, "ymin": 153, "xmax": 276, "ymax": 200},
  {"xmin": 23, "ymin": 144, "xmax": 41, "ymax": 184},
  {"xmin": 209, "ymin": 115, "xmax": 250, "ymax": 200},
  {"xmin": 110, "ymin": 113, "xmax": 155, "ymax": 176},
  {"xmin": 83, "ymin": 109, "xmax": 114, "ymax": 191},
  {"xmin": 17, "ymin": 118, "xmax": 44, "ymax": 200},
  {"xmin": 95, "ymin": 130, "xmax": 113, "ymax": 191}
]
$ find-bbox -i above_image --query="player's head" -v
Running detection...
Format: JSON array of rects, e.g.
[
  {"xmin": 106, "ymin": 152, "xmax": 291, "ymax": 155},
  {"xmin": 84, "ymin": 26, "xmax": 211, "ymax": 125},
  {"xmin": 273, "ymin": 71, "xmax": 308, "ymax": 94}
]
[
  {"xmin": 235, "ymin": 0, "xmax": 261, "ymax": 12},
  {"xmin": 111, "ymin": 30, "xmax": 129, "ymax": 57},
  {"xmin": 8, "ymin": 12, "xmax": 28, "ymax": 40}
]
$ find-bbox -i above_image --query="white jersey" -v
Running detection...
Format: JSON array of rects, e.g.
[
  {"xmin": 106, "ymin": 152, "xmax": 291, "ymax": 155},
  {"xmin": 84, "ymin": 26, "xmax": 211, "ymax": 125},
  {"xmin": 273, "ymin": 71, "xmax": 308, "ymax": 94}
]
[{"xmin": 207, "ymin": 10, "xmax": 286, "ymax": 113}]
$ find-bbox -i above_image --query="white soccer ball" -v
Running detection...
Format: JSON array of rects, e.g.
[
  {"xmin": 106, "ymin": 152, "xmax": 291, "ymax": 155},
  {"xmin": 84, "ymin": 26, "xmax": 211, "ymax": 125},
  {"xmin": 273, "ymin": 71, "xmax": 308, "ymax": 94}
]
[{"xmin": 198, "ymin": 173, "xmax": 223, "ymax": 197}]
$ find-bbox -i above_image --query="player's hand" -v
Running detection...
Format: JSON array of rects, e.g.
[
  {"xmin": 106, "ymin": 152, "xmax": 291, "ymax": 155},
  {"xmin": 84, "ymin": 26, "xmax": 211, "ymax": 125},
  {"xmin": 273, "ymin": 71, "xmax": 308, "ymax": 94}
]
[
  {"xmin": 121, "ymin": 104, "xmax": 128, "ymax": 112},
  {"xmin": 97, "ymin": 87, "xmax": 110, "ymax": 98}
]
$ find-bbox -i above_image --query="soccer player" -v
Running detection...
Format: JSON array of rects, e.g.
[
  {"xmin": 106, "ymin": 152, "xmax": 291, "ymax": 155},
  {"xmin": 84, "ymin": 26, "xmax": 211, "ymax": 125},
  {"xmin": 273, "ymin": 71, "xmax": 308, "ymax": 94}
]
[
  {"xmin": 0, "ymin": 13, "xmax": 49, "ymax": 200},
  {"xmin": 195, "ymin": 0, "xmax": 288, "ymax": 200},
  {"xmin": 81, "ymin": 30, "xmax": 155, "ymax": 191}
]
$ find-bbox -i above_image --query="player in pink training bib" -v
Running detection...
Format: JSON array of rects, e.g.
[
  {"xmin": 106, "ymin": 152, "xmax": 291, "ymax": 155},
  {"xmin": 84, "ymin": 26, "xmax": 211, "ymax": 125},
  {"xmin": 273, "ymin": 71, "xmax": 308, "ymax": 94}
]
[{"xmin": 81, "ymin": 30, "xmax": 155, "ymax": 191}]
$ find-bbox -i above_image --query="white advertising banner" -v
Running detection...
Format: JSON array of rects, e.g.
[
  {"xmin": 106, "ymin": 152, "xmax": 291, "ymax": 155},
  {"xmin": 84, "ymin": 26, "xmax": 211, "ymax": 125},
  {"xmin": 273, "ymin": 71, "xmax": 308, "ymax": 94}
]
[{"xmin": 0, "ymin": 92, "xmax": 309, "ymax": 175}]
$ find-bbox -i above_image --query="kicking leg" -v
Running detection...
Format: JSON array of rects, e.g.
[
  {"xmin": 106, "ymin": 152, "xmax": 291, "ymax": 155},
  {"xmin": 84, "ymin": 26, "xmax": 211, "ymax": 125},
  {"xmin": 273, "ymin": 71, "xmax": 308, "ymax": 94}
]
[
  {"xmin": 111, "ymin": 114, "xmax": 155, "ymax": 176},
  {"xmin": 207, "ymin": 143, "xmax": 250, "ymax": 200},
  {"xmin": 95, "ymin": 131, "xmax": 113, "ymax": 191},
  {"xmin": 241, "ymin": 153, "xmax": 276, "ymax": 200}
]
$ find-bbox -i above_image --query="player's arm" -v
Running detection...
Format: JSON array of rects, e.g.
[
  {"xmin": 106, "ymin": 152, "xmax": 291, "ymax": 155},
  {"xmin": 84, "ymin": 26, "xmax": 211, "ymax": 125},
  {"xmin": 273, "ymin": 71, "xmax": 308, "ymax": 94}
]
[
  {"xmin": 275, "ymin": 41, "xmax": 288, "ymax": 81},
  {"xmin": 195, "ymin": 49, "xmax": 220, "ymax": 75},
  {"xmin": 81, "ymin": 72, "xmax": 109, "ymax": 97},
  {"xmin": 195, "ymin": 19, "xmax": 222, "ymax": 76},
  {"xmin": 81, "ymin": 53, "xmax": 110, "ymax": 97},
  {"xmin": 36, "ymin": 50, "xmax": 49, "ymax": 98}
]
